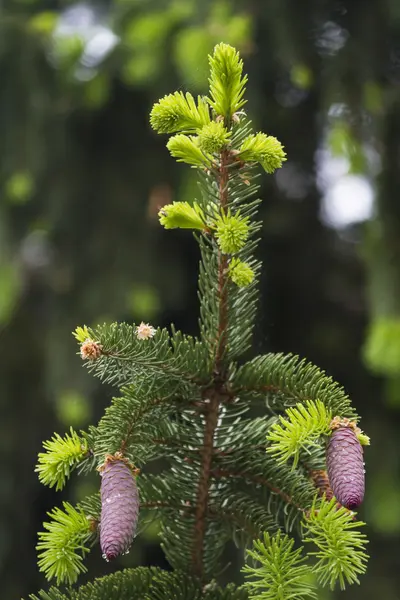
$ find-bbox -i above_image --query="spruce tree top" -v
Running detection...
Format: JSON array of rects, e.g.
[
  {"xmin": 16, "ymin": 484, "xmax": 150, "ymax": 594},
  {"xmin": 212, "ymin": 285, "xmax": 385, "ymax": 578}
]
[{"xmin": 31, "ymin": 43, "xmax": 369, "ymax": 600}]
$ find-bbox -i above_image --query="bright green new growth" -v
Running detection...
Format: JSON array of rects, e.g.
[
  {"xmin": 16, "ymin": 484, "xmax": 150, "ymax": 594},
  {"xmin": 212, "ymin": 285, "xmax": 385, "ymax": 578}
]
[
  {"xmin": 159, "ymin": 201, "xmax": 206, "ymax": 230},
  {"xmin": 358, "ymin": 431, "xmax": 371, "ymax": 446},
  {"xmin": 266, "ymin": 400, "xmax": 332, "ymax": 468},
  {"xmin": 72, "ymin": 325, "xmax": 90, "ymax": 343},
  {"xmin": 150, "ymin": 91, "xmax": 211, "ymax": 133},
  {"xmin": 30, "ymin": 43, "xmax": 369, "ymax": 600},
  {"xmin": 229, "ymin": 257, "xmax": 255, "ymax": 287},
  {"xmin": 198, "ymin": 121, "xmax": 232, "ymax": 153},
  {"xmin": 242, "ymin": 499, "xmax": 369, "ymax": 598},
  {"xmin": 208, "ymin": 42, "xmax": 248, "ymax": 120},
  {"xmin": 239, "ymin": 132, "xmax": 287, "ymax": 173},
  {"xmin": 167, "ymin": 134, "xmax": 212, "ymax": 167},
  {"xmin": 36, "ymin": 503, "xmax": 93, "ymax": 585},
  {"xmin": 35, "ymin": 428, "xmax": 87, "ymax": 491},
  {"xmin": 243, "ymin": 530, "xmax": 317, "ymax": 600},
  {"xmin": 302, "ymin": 498, "xmax": 369, "ymax": 590},
  {"xmin": 215, "ymin": 212, "xmax": 250, "ymax": 253}
]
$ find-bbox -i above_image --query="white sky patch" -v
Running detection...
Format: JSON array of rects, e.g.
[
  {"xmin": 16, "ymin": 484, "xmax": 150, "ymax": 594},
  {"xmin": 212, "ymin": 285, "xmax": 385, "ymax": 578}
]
[
  {"xmin": 54, "ymin": 3, "xmax": 119, "ymax": 70},
  {"xmin": 320, "ymin": 175, "xmax": 374, "ymax": 229},
  {"xmin": 316, "ymin": 146, "xmax": 375, "ymax": 229},
  {"xmin": 81, "ymin": 28, "xmax": 118, "ymax": 68}
]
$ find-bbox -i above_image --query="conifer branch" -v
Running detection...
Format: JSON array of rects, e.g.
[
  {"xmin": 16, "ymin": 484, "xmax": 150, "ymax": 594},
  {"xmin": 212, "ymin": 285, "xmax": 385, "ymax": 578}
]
[
  {"xmin": 36, "ymin": 428, "xmax": 88, "ymax": 491},
  {"xmin": 243, "ymin": 531, "xmax": 316, "ymax": 600},
  {"xmin": 211, "ymin": 467, "xmax": 305, "ymax": 512},
  {"xmin": 266, "ymin": 400, "xmax": 332, "ymax": 468},
  {"xmin": 232, "ymin": 353, "xmax": 358, "ymax": 418},
  {"xmin": 302, "ymin": 498, "xmax": 369, "ymax": 590},
  {"xmin": 208, "ymin": 497, "xmax": 275, "ymax": 540},
  {"xmin": 90, "ymin": 378, "xmax": 190, "ymax": 466},
  {"xmin": 36, "ymin": 503, "xmax": 94, "ymax": 585}
]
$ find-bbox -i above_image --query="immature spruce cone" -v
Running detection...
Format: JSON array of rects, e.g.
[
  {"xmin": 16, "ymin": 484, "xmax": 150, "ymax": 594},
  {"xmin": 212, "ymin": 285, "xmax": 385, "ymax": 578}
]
[
  {"xmin": 100, "ymin": 455, "xmax": 139, "ymax": 561},
  {"xmin": 327, "ymin": 425, "xmax": 365, "ymax": 510}
]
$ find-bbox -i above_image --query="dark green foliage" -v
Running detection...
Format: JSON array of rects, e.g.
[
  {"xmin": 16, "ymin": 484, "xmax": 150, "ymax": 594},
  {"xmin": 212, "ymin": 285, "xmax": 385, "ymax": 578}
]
[
  {"xmin": 28, "ymin": 568, "xmax": 249, "ymax": 600},
  {"xmin": 233, "ymin": 353, "xmax": 358, "ymax": 418},
  {"xmin": 84, "ymin": 323, "xmax": 211, "ymax": 387}
]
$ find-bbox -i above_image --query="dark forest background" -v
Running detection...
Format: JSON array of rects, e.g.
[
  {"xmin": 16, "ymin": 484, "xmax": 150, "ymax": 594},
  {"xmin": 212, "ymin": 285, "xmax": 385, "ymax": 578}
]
[{"xmin": 2, "ymin": 0, "xmax": 400, "ymax": 598}]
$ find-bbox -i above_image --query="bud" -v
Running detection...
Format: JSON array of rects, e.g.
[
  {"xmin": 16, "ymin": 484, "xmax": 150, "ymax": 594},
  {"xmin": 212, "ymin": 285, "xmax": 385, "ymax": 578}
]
[
  {"xmin": 198, "ymin": 121, "xmax": 231, "ymax": 154},
  {"xmin": 99, "ymin": 454, "xmax": 139, "ymax": 561},
  {"xmin": 80, "ymin": 339, "xmax": 103, "ymax": 360},
  {"xmin": 229, "ymin": 258, "xmax": 255, "ymax": 287},
  {"xmin": 136, "ymin": 322, "xmax": 156, "ymax": 340},
  {"xmin": 327, "ymin": 424, "xmax": 365, "ymax": 510},
  {"xmin": 215, "ymin": 213, "xmax": 250, "ymax": 254}
]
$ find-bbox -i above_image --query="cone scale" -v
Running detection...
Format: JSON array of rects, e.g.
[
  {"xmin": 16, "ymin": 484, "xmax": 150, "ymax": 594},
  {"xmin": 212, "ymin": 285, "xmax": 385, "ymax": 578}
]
[
  {"xmin": 99, "ymin": 454, "xmax": 139, "ymax": 561},
  {"xmin": 326, "ymin": 425, "xmax": 365, "ymax": 510}
]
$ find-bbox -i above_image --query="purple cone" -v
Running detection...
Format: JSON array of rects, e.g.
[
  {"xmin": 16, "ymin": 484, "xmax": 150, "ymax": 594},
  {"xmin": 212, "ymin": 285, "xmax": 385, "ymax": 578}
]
[
  {"xmin": 327, "ymin": 426, "xmax": 365, "ymax": 510},
  {"xmin": 100, "ymin": 458, "xmax": 139, "ymax": 561}
]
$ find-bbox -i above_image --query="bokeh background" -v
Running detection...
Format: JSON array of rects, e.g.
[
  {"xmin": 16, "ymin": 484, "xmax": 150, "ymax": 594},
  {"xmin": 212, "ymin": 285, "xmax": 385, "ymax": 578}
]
[{"xmin": 2, "ymin": 0, "xmax": 400, "ymax": 597}]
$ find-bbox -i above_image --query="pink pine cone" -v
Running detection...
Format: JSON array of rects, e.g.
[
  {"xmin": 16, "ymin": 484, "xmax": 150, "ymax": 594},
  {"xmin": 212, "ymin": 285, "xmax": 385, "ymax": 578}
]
[
  {"xmin": 100, "ymin": 458, "xmax": 139, "ymax": 561},
  {"xmin": 327, "ymin": 426, "xmax": 365, "ymax": 510}
]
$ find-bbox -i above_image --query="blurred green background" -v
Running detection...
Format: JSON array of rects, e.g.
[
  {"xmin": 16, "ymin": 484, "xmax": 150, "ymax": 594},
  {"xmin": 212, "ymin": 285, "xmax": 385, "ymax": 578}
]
[{"xmin": 1, "ymin": 0, "xmax": 400, "ymax": 597}]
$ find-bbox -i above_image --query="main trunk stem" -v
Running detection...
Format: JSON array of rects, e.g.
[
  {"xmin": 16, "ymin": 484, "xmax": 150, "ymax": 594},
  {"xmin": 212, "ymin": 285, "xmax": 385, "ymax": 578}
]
[{"xmin": 192, "ymin": 150, "xmax": 230, "ymax": 580}]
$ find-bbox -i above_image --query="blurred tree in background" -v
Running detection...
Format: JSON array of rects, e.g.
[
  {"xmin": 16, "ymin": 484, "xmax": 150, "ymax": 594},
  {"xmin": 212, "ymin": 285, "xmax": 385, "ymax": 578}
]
[{"xmin": 1, "ymin": 0, "xmax": 400, "ymax": 598}]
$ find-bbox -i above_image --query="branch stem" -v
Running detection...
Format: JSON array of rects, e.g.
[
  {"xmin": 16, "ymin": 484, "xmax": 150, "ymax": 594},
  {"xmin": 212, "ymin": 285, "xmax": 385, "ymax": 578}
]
[{"xmin": 192, "ymin": 149, "xmax": 231, "ymax": 580}]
